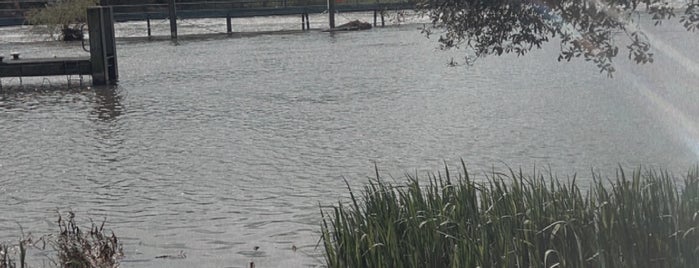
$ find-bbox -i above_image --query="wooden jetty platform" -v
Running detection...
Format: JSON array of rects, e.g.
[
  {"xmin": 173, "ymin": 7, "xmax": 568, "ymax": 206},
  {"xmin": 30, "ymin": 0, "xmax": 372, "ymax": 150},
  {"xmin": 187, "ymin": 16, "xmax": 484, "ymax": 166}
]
[
  {"xmin": 0, "ymin": 56, "xmax": 91, "ymax": 77},
  {"xmin": 0, "ymin": 6, "xmax": 117, "ymax": 87}
]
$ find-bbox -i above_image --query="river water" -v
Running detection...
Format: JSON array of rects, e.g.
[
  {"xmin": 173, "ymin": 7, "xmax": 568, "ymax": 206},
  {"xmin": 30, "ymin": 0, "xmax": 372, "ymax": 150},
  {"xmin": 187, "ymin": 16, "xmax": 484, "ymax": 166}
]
[{"xmin": 1, "ymin": 13, "xmax": 698, "ymax": 267}]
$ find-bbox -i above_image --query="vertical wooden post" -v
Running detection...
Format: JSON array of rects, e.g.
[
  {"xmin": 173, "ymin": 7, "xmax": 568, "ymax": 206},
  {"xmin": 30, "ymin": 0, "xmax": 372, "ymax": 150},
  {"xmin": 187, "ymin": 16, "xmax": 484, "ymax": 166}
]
[
  {"xmin": 301, "ymin": 13, "xmax": 305, "ymax": 30},
  {"xmin": 226, "ymin": 14, "xmax": 232, "ymax": 33},
  {"xmin": 168, "ymin": 0, "xmax": 177, "ymax": 39},
  {"xmin": 305, "ymin": 13, "xmax": 309, "ymax": 30},
  {"xmin": 87, "ymin": 6, "xmax": 118, "ymax": 85},
  {"xmin": 103, "ymin": 7, "xmax": 117, "ymax": 82},
  {"xmin": 373, "ymin": 10, "xmax": 377, "ymax": 26},
  {"xmin": 146, "ymin": 16, "xmax": 152, "ymax": 37},
  {"xmin": 87, "ymin": 7, "xmax": 106, "ymax": 85},
  {"xmin": 327, "ymin": 0, "xmax": 335, "ymax": 28},
  {"xmin": 380, "ymin": 10, "xmax": 384, "ymax": 27}
]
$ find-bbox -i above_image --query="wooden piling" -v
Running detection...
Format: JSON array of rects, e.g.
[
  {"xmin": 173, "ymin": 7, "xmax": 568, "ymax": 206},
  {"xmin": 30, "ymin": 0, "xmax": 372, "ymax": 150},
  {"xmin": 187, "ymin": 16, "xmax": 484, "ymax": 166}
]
[
  {"xmin": 301, "ymin": 13, "xmax": 305, "ymax": 30},
  {"xmin": 305, "ymin": 13, "xmax": 309, "ymax": 30},
  {"xmin": 373, "ymin": 10, "xmax": 377, "ymax": 26},
  {"xmin": 146, "ymin": 16, "xmax": 152, "ymax": 37},
  {"xmin": 381, "ymin": 10, "xmax": 384, "ymax": 27},
  {"xmin": 227, "ymin": 14, "xmax": 232, "ymax": 33},
  {"xmin": 327, "ymin": 0, "xmax": 335, "ymax": 28},
  {"xmin": 87, "ymin": 6, "xmax": 118, "ymax": 85},
  {"xmin": 168, "ymin": 0, "xmax": 177, "ymax": 39}
]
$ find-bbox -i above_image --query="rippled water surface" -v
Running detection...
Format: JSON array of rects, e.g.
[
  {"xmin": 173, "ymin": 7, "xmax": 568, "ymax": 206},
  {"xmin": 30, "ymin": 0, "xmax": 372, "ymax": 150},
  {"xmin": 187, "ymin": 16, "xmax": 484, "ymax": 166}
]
[{"xmin": 1, "ymin": 15, "xmax": 698, "ymax": 267}]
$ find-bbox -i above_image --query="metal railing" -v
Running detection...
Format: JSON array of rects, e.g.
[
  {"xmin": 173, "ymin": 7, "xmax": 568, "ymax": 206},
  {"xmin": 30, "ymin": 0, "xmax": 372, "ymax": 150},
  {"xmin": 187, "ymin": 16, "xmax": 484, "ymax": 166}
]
[{"xmin": 0, "ymin": 0, "xmax": 416, "ymax": 26}]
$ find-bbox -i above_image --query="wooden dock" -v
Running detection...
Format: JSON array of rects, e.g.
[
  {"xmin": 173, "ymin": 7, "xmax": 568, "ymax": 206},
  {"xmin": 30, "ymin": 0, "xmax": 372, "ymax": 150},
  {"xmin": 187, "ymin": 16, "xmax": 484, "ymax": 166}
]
[
  {"xmin": 0, "ymin": 6, "xmax": 117, "ymax": 87},
  {"xmin": 0, "ymin": 57, "xmax": 91, "ymax": 77}
]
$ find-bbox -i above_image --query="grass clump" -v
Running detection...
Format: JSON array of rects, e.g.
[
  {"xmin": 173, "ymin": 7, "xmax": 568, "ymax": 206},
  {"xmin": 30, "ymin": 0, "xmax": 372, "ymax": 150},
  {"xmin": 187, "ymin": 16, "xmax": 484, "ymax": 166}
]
[
  {"xmin": 0, "ymin": 212, "xmax": 122, "ymax": 268},
  {"xmin": 321, "ymin": 163, "xmax": 699, "ymax": 268},
  {"xmin": 1, "ymin": 230, "xmax": 32, "ymax": 268},
  {"xmin": 0, "ymin": 243, "xmax": 20, "ymax": 268},
  {"xmin": 53, "ymin": 212, "xmax": 123, "ymax": 268}
]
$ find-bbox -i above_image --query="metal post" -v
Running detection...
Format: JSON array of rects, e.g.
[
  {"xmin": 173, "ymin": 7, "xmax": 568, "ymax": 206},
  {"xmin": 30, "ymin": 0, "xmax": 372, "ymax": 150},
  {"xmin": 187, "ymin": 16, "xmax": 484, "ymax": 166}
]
[
  {"xmin": 168, "ymin": 0, "xmax": 177, "ymax": 39},
  {"xmin": 227, "ymin": 14, "xmax": 232, "ymax": 33},
  {"xmin": 328, "ymin": 0, "xmax": 335, "ymax": 28}
]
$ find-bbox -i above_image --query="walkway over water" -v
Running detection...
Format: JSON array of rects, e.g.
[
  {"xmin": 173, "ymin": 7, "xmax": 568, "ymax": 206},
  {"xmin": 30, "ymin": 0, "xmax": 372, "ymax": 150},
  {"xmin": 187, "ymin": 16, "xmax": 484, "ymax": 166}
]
[{"xmin": 0, "ymin": 0, "xmax": 416, "ymax": 27}]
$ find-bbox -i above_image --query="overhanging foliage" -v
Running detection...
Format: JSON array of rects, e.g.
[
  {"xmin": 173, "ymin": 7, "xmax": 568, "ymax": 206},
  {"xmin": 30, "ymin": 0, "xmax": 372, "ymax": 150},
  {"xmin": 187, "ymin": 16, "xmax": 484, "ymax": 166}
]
[{"xmin": 417, "ymin": 0, "xmax": 699, "ymax": 76}]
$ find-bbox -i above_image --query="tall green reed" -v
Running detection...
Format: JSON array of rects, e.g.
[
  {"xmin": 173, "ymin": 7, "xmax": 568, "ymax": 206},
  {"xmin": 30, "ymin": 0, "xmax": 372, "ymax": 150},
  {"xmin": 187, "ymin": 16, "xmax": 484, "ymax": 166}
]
[{"xmin": 321, "ymin": 163, "xmax": 699, "ymax": 268}]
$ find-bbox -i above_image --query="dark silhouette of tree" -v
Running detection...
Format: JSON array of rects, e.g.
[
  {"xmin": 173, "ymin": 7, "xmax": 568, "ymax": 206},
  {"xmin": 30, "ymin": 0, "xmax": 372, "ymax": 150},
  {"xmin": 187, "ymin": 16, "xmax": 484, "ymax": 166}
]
[{"xmin": 417, "ymin": 0, "xmax": 699, "ymax": 76}]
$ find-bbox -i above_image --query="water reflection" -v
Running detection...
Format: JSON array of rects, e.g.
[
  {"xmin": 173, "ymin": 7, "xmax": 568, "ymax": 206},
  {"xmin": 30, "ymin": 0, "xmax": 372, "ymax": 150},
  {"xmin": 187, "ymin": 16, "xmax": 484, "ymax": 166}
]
[
  {"xmin": 0, "ymin": 83, "xmax": 91, "ymax": 111},
  {"xmin": 91, "ymin": 85, "xmax": 124, "ymax": 121},
  {"xmin": 0, "ymin": 83, "xmax": 124, "ymax": 119}
]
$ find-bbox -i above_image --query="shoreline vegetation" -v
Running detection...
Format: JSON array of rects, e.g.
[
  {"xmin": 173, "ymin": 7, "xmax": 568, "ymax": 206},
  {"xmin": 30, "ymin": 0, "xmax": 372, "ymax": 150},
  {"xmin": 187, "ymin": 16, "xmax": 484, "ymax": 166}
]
[
  {"xmin": 321, "ymin": 164, "xmax": 699, "ymax": 267},
  {"xmin": 0, "ymin": 212, "xmax": 122, "ymax": 268},
  {"xmin": 2, "ymin": 165, "xmax": 698, "ymax": 267}
]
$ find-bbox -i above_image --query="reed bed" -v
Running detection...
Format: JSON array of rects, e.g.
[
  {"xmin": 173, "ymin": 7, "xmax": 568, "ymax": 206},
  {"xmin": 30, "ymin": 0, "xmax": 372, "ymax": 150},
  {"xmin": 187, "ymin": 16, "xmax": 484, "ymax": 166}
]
[{"xmin": 321, "ymin": 163, "xmax": 699, "ymax": 268}]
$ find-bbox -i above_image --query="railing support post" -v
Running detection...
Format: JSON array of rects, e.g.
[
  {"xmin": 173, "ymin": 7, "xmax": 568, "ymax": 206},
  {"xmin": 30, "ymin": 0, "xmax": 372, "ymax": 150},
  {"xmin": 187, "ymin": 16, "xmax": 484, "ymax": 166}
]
[
  {"xmin": 328, "ymin": 0, "xmax": 335, "ymax": 28},
  {"xmin": 373, "ymin": 10, "xmax": 377, "ymax": 26},
  {"xmin": 227, "ymin": 14, "xmax": 232, "ymax": 33},
  {"xmin": 147, "ymin": 16, "xmax": 152, "ymax": 37},
  {"xmin": 168, "ymin": 0, "xmax": 177, "ymax": 39},
  {"xmin": 381, "ymin": 10, "xmax": 385, "ymax": 27}
]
